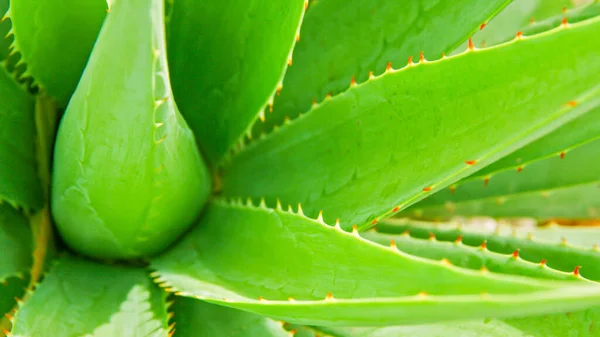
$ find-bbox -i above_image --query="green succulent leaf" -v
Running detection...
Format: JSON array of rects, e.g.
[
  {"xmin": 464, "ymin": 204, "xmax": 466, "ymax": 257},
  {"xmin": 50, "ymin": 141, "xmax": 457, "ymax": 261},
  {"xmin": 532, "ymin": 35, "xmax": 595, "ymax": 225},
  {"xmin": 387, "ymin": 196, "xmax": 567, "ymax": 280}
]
[
  {"xmin": 466, "ymin": 104, "xmax": 600, "ymax": 181},
  {"xmin": 310, "ymin": 312, "xmax": 600, "ymax": 337},
  {"xmin": 172, "ymin": 297, "xmax": 289, "ymax": 337},
  {"xmin": 0, "ymin": 67, "xmax": 42, "ymax": 210},
  {"xmin": 6, "ymin": 0, "xmax": 107, "ymax": 106},
  {"xmin": 0, "ymin": 0, "xmax": 11, "ymax": 61},
  {"xmin": 152, "ymin": 200, "xmax": 600, "ymax": 326},
  {"xmin": 167, "ymin": 0, "xmax": 306, "ymax": 165},
  {"xmin": 257, "ymin": 0, "xmax": 512, "ymax": 136},
  {"xmin": 221, "ymin": 17, "xmax": 600, "ymax": 230},
  {"xmin": 50, "ymin": 0, "xmax": 211, "ymax": 259},
  {"xmin": 406, "ymin": 181, "xmax": 600, "ymax": 221},
  {"xmin": 405, "ymin": 138, "xmax": 600, "ymax": 220},
  {"xmin": 462, "ymin": 0, "xmax": 598, "ymax": 49},
  {"xmin": 375, "ymin": 219, "xmax": 600, "ymax": 281},
  {"xmin": 10, "ymin": 256, "xmax": 169, "ymax": 337},
  {"xmin": 0, "ymin": 204, "xmax": 32, "ymax": 282},
  {"xmin": 519, "ymin": 1, "xmax": 600, "ymax": 36},
  {"xmin": 0, "ymin": 204, "xmax": 31, "ymax": 326},
  {"xmin": 361, "ymin": 229, "xmax": 581, "ymax": 282}
]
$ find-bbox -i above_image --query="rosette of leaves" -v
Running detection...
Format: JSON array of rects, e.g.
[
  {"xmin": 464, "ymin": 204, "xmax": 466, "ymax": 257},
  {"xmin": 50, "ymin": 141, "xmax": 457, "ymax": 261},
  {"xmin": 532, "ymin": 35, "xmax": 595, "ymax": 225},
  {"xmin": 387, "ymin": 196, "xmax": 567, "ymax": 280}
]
[{"xmin": 1, "ymin": 0, "xmax": 600, "ymax": 336}]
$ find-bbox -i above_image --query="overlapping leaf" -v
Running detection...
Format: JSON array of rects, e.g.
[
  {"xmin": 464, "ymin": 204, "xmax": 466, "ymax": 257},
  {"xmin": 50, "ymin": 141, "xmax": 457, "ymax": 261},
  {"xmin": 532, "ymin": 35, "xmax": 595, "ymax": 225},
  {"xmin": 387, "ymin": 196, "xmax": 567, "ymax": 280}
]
[
  {"xmin": 9, "ymin": 256, "xmax": 169, "ymax": 337},
  {"xmin": 306, "ymin": 313, "xmax": 600, "ymax": 337},
  {"xmin": 0, "ymin": 67, "xmax": 41, "ymax": 210},
  {"xmin": 405, "ymin": 137, "xmax": 600, "ymax": 220},
  {"xmin": 0, "ymin": 204, "xmax": 31, "ymax": 328},
  {"xmin": 166, "ymin": 0, "xmax": 306, "ymax": 165},
  {"xmin": 152, "ymin": 200, "xmax": 600, "ymax": 326},
  {"xmin": 462, "ymin": 0, "xmax": 598, "ymax": 49},
  {"xmin": 361, "ymin": 230, "xmax": 580, "ymax": 281},
  {"xmin": 0, "ymin": 0, "xmax": 10, "ymax": 61},
  {"xmin": 6, "ymin": 0, "xmax": 106, "ymax": 106},
  {"xmin": 375, "ymin": 220, "xmax": 600, "ymax": 281},
  {"xmin": 256, "ymin": 0, "xmax": 511, "ymax": 136},
  {"xmin": 466, "ymin": 104, "xmax": 600, "ymax": 181},
  {"xmin": 172, "ymin": 297, "xmax": 289, "ymax": 337},
  {"xmin": 221, "ymin": 17, "xmax": 600, "ymax": 230}
]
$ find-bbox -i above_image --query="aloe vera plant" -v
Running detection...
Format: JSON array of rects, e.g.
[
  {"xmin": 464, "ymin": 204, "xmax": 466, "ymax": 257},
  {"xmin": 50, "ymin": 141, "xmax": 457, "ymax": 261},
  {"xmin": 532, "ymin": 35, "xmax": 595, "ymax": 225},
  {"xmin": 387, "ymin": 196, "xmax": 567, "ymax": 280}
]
[{"xmin": 1, "ymin": 0, "xmax": 600, "ymax": 335}]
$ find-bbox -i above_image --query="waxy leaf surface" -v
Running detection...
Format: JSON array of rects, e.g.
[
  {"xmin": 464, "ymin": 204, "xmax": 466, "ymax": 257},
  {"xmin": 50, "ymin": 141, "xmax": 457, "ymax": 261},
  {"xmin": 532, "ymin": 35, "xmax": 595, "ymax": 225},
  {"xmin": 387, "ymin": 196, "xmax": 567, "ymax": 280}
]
[
  {"xmin": 222, "ymin": 17, "xmax": 600, "ymax": 229},
  {"xmin": 0, "ymin": 67, "xmax": 41, "ymax": 210},
  {"xmin": 376, "ymin": 220, "xmax": 600, "ymax": 281},
  {"xmin": 258, "ymin": 0, "xmax": 511, "ymax": 135},
  {"xmin": 172, "ymin": 297, "xmax": 289, "ymax": 337},
  {"xmin": 167, "ymin": 0, "xmax": 306, "ymax": 165},
  {"xmin": 152, "ymin": 200, "xmax": 600, "ymax": 326},
  {"xmin": 7, "ymin": 0, "xmax": 106, "ymax": 105},
  {"xmin": 407, "ymin": 138, "xmax": 600, "ymax": 220},
  {"xmin": 10, "ymin": 256, "xmax": 169, "ymax": 337},
  {"xmin": 51, "ymin": 0, "xmax": 210, "ymax": 259}
]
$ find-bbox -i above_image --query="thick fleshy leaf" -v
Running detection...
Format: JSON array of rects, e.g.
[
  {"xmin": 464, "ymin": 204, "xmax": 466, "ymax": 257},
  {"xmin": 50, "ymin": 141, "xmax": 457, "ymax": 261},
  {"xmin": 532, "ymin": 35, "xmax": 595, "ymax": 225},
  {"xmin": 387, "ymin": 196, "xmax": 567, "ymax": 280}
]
[
  {"xmin": 0, "ymin": 0, "xmax": 10, "ymax": 61},
  {"xmin": 152, "ymin": 200, "xmax": 600, "ymax": 326},
  {"xmin": 375, "ymin": 220, "xmax": 600, "ymax": 281},
  {"xmin": 0, "ymin": 204, "xmax": 31, "ymax": 282},
  {"xmin": 51, "ymin": 0, "xmax": 211, "ymax": 259},
  {"xmin": 7, "ymin": 0, "xmax": 106, "ymax": 105},
  {"xmin": 407, "ymin": 182, "xmax": 600, "ymax": 221},
  {"xmin": 221, "ymin": 17, "xmax": 600, "ymax": 230},
  {"xmin": 405, "ymin": 138, "xmax": 600, "ymax": 220},
  {"xmin": 172, "ymin": 297, "xmax": 288, "ymax": 337},
  {"xmin": 0, "ymin": 67, "xmax": 42, "ymax": 210},
  {"xmin": 257, "ymin": 0, "xmax": 511, "ymax": 135},
  {"xmin": 465, "ymin": 105, "xmax": 600, "ymax": 181},
  {"xmin": 167, "ymin": 0, "xmax": 306, "ymax": 165},
  {"xmin": 0, "ymin": 204, "xmax": 31, "ymax": 328},
  {"xmin": 10, "ymin": 256, "xmax": 169, "ymax": 337},
  {"xmin": 463, "ymin": 0, "xmax": 597, "ymax": 49},
  {"xmin": 361, "ymin": 230, "xmax": 581, "ymax": 281},
  {"xmin": 312, "ymin": 312, "xmax": 600, "ymax": 337}
]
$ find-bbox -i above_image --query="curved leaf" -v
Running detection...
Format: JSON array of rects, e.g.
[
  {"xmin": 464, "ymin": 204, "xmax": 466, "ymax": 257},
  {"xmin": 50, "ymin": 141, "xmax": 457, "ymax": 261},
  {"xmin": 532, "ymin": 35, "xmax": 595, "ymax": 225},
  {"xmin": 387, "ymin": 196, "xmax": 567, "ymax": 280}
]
[
  {"xmin": 221, "ymin": 17, "xmax": 600, "ymax": 230},
  {"xmin": 167, "ymin": 0, "xmax": 306, "ymax": 165},
  {"xmin": 375, "ymin": 220, "xmax": 600, "ymax": 281},
  {"xmin": 10, "ymin": 256, "xmax": 169, "ymax": 337},
  {"xmin": 0, "ymin": 204, "xmax": 32, "ymax": 282},
  {"xmin": 313, "ymin": 312, "xmax": 600, "ymax": 337},
  {"xmin": 466, "ymin": 104, "xmax": 600, "ymax": 181},
  {"xmin": 7, "ymin": 0, "xmax": 106, "ymax": 105},
  {"xmin": 464, "ymin": 0, "xmax": 598, "ymax": 49},
  {"xmin": 406, "ymin": 138, "xmax": 600, "ymax": 220},
  {"xmin": 361, "ymin": 230, "xmax": 581, "ymax": 282},
  {"xmin": 256, "ymin": 0, "xmax": 511, "ymax": 136},
  {"xmin": 0, "ymin": 204, "xmax": 30, "ymax": 332},
  {"xmin": 0, "ymin": 67, "xmax": 42, "ymax": 210},
  {"xmin": 152, "ymin": 200, "xmax": 600, "ymax": 326},
  {"xmin": 172, "ymin": 297, "xmax": 288, "ymax": 337},
  {"xmin": 50, "ymin": 0, "xmax": 211, "ymax": 259},
  {"xmin": 0, "ymin": 0, "xmax": 10, "ymax": 61},
  {"xmin": 406, "ymin": 181, "xmax": 600, "ymax": 222}
]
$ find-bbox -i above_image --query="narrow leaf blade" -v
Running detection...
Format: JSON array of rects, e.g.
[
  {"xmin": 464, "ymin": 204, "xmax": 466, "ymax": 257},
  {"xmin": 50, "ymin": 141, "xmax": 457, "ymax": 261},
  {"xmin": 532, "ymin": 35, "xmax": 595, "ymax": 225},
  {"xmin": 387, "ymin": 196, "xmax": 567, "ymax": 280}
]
[
  {"xmin": 0, "ymin": 67, "xmax": 42, "ymax": 210},
  {"xmin": 376, "ymin": 220, "xmax": 600, "ymax": 281},
  {"xmin": 167, "ymin": 0, "xmax": 306, "ymax": 165},
  {"xmin": 7, "ymin": 0, "xmax": 107, "ymax": 105}
]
